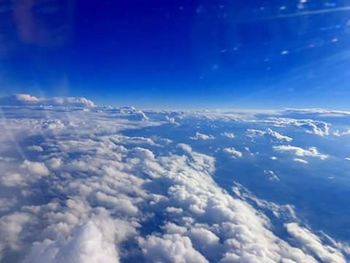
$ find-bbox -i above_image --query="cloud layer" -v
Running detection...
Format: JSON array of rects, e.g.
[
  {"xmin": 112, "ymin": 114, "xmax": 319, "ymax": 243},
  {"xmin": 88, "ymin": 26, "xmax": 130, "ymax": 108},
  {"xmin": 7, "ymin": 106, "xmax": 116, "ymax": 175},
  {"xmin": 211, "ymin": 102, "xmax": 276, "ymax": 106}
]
[
  {"xmin": 0, "ymin": 94, "xmax": 95, "ymax": 108},
  {"xmin": 0, "ymin": 98, "xmax": 348, "ymax": 262}
]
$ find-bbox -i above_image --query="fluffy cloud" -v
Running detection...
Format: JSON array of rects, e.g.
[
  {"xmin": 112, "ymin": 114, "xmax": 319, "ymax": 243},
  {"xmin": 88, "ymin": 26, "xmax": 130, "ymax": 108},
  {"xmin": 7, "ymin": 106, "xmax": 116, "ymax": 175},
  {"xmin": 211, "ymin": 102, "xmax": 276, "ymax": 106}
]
[
  {"xmin": 191, "ymin": 132, "xmax": 215, "ymax": 140},
  {"xmin": 24, "ymin": 212, "xmax": 134, "ymax": 263},
  {"xmin": 223, "ymin": 147, "xmax": 242, "ymax": 159},
  {"xmin": 22, "ymin": 161, "xmax": 50, "ymax": 177},
  {"xmin": 0, "ymin": 161, "xmax": 50, "ymax": 187},
  {"xmin": 284, "ymin": 108, "xmax": 350, "ymax": 117},
  {"xmin": 0, "ymin": 104, "xmax": 346, "ymax": 263},
  {"xmin": 263, "ymin": 170, "xmax": 280, "ymax": 181},
  {"xmin": 220, "ymin": 132, "xmax": 235, "ymax": 139},
  {"xmin": 294, "ymin": 158, "xmax": 308, "ymax": 164},
  {"xmin": 0, "ymin": 212, "xmax": 32, "ymax": 253},
  {"xmin": 264, "ymin": 118, "xmax": 331, "ymax": 137},
  {"xmin": 334, "ymin": 129, "xmax": 350, "ymax": 137},
  {"xmin": 285, "ymin": 223, "xmax": 346, "ymax": 263},
  {"xmin": 45, "ymin": 97, "xmax": 96, "ymax": 108},
  {"xmin": 273, "ymin": 145, "xmax": 328, "ymax": 160},
  {"xmin": 138, "ymin": 234, "xmax": 209, "ymax": 263},
  {"xmin": 247, "ymin": 128, "xmax": 293, "ymax": 142},
  {"xmin": 0, "ymin": 94, "xmax": 39, "ymax": 106},
  {"xmin": 0, "ymin": 94, "xmax": 95, "ymax": 108}
]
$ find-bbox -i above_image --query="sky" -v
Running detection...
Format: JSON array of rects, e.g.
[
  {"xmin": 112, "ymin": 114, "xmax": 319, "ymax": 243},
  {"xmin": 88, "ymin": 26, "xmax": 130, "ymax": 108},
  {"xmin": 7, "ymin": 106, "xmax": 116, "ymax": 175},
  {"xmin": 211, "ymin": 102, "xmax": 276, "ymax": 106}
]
[{"xmin": 1, "ymin": 0, "xmax": 350, "ymax": 109}]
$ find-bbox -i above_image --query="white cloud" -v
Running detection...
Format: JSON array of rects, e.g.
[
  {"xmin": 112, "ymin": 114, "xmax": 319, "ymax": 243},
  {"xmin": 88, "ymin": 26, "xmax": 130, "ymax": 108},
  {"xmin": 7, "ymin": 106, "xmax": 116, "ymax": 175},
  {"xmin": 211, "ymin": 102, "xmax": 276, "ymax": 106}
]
[
  {"xmin": 260, "ymin": 118, "xmax": 331, "ymax": 137},
  {"xmin": 22, "ymin": 161, "xmax": 50, "ymax": 177},
  {"xmin": 191, "ymin": 132, "xmax": 215, "ymax": 140},
  {"xmin": 188, "ymin": 227, "xmax": 221, "ymax": 259},
  {"xmin": 247, "ymin": 128, "xmax": 293, "ymax": 142},
  {"xmin": 223, "ymin": 147, "xmax": 242, "ymax": 159},
  {"xmin": 294, "ymin": 158, "xmax": 308, "ymax": 164},
  {"xmin": 285, "ymin": 108, "xmax": 350, "ymax": 117},
  {"xmin": 334, "ymin": 129, "xmax": 350, "ymax": 137},
  {"xmin": 15, "ymin": 94, "xmax": 40, "ymax": 103},
  {"xmin": 46, "ymin": 97, "xmax": 96, "ymax": 108},
  {"xmin": 221, "ymin": 132, "xmax": 235, "ymax": 139},
  {"xmin": 94, "ymin": 191, "xmax": 138, "ymax": 216},
  {"xmin": 27, "ymin": 145, "xmax": 44, "ymax": 152},
  {"xmin": 24, "ymin": 213, "xmax": 133, "ymax": 263},
  {"xmin": 0, "ymin": 212, "xmax": 32, "ymax": 253},
  {"xmin": 264, "ymin": 170, "xmax": 280, "ymax": 181},
  {"xmin": 0, "ymin": 94, "xmax": 95, "ymax": 108},
  {"xmin": 0, "ymin": 94, "xmax": 39, "ymax": 106},
  {"xmin": 273, "ymin": 145, "xmax": 328, "ymax": 160},
  {"xmin": 138, "ymin": 234, "xmax": 209, "ymax": 263},
  {"xmin": 0, "ymin": 105, "xmax": 346, "ymax": 263},
  {"xmin": 1, "ymin": 173, "xmax": 27, "ymax": 187},
  {"xmin": 0, "ymin": 161, "xmax": 50, "ymax": 188},
  {"xmin": 285, "ymin": 223, "xmax": 346, "ymax": 263}
]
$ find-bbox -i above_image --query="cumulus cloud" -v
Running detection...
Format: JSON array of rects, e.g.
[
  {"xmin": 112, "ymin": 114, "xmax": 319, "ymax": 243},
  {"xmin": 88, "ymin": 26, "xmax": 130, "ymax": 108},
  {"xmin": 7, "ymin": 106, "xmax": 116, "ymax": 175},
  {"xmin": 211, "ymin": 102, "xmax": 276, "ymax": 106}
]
[
  {"xmin": 294, "ymin": 158, "xmax": 308, "ymax": 164},
  {"xmin": 0, "ymin": 94, "xmax": 95, "ymax": 108},
  {"xmin": 0, "ymin": 105, "xmax": 346, "ymax": 263},
  {"xmin": 138, "ymin": 234, "xmax": 209, "ymax": 263},
  {"xmin": 0, "ymin": 161, "xmax": 50, "ymax": 188},
  {"xmin": 246, "ymin": 128, "xmax": 293, "ymax": 142},
  {"xmin": 0, "ymin": 94, "xmax": 39, "ymax": 106},
  {"xmin": 0, "ymin": 212, "xmax": 32, "ymax": 253},
  {"xmin": 260, "ymin": 118, "xmax": 331, "ymax": 136},
  {"xmin": 264, "ymin": 170, "xmax": 280, "ymax": 181},
  {"xmin": 24, "ymin": 212, "xmax": 135, "ymax": 263},
  {"xmin": 284, "ymin": 108, "xmax": 350, "ymax": 117},
  {"xmin": 220, "ymin": 132, "xmax": 235, "ymax": 139},
  {"xmin": 273, "ymin": 145, "xmax": 328, "ymax": 160},
  {"xmin": 191, "ymin": 132, "xmax": 215, "ymax": 140},
  {"xmin": 22, "ymin": 161, "xmax": 50, "ymax": 177},
  {"xmin": 223, "ymin": 147, "xmax": 242, "ymax": 159},
  {"xmin": 27, "ymin": 145, "xmax": 44, "ymax": 152},
  {"xmin": 45, "ymin": 97, "xmax": 96, "ymax": 108},
  {"xmin": 285, "ymin": 223, "xmax": 346, "ymax": 263},
  {"xmin": 334, "ymin": 129, "xmax": 350, "ymax": 137}
]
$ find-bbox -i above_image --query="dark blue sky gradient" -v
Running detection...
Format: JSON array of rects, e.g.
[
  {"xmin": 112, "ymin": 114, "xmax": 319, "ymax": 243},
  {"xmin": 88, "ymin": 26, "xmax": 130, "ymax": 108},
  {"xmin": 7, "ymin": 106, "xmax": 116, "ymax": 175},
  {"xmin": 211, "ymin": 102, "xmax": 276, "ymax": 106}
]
[{"xmin": 1, "ymin": 0, "xmax": 350, "ymax": 108}]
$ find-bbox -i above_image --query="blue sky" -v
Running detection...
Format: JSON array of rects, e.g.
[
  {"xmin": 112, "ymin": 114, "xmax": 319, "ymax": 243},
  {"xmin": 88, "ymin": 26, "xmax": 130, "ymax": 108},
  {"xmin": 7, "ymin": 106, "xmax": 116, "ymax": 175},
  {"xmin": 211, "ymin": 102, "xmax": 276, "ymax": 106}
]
[{"xmin": 1, "ymin": 0, "xmax": 350, "ymax": 109}]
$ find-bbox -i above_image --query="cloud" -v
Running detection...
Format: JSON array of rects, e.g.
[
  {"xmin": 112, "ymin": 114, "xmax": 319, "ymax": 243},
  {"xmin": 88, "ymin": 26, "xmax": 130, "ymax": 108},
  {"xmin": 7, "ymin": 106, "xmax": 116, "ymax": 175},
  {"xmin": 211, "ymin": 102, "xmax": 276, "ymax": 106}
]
[
  {"xmin": 188, "ymin": 227, "xmax": 221, "ymax": 259},
  {"xmin": 334, "ymin": 129, "xmax": 350, "ymax": 137},
  {"xmin": 246, "ymin": 128, "xmax": 293, "ymax": 142},
  {"xmin": 94, "ymin": 191, "xmax": 138, "ymax": 216},
  {"xmin": 285, "ymin": 223, "xmax": 346, "ymax": 263},
  {"xmin": 284, "ymin": 108, "xmax": 350, "ymax": 117},
  {"xmin": 22, "ymin": 161, "xmax": 50, "ymax": 177},
  {"xmin": 0, "ymin": 161, "xmax": 50, "ymax": 188},
  {"xmin": 0, "ymin": 212, "xmax": 32, "ymax": 254},
  {"xmin": 223, "ymin": 147, "xmax": 242, "ymax": 159},
  {"xmin": 0, "ymin": 94, "xmax": 95, "ymax": 108},
  {"xmin": 259, "ymin": 118, "xmax": 331, "ymax": 137},
  {"xmin": 27, "ymin": 145, "xmax": 44, "ymax": 152},
  {"xmin": 45, "ymin": 97, "xmax": 96, "ymax": 108},
  {"xmin": 24, "ymin": 212, "xmax": 132, "ymax": 263},
  {"xmin": 138, "ymin": 234, "xmax": 209, "ymax": 263},
  {"xmin": 220, "ymin": 132, "xmax": 235, "ymax": 139},
  {"xmin": 0, "ymin": 105, "xmax": 346, "ymax": 263},
  {"xmin": 263, "ymin": 170, "xmax": 280, "ymax": 181},
  {"xmin": 0, "ymin": 94, "xmax": 39, "ymax": 106},
  {"xmin": 294, "ymin": 158, "xmax": 308, "ymax": 164},
  {"xmin": 191, "ymin": 132, "xmax": 215, "ymax": 140},
  {"xmin": 273, "ymin": 145, "xmax": 328, "ymax": 160}
]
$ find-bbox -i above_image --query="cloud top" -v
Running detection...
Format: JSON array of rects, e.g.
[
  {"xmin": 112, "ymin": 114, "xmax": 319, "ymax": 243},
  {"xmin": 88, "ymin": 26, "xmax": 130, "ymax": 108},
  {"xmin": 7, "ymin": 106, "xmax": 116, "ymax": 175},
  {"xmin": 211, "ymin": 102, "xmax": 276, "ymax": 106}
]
[
  {"xmin": 0, "ymin": 105, "xmax": 348, "ymax": 262},
  {"xmin": 0, "ymin": 94, "xmax": 95, "ymax": 108}
]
